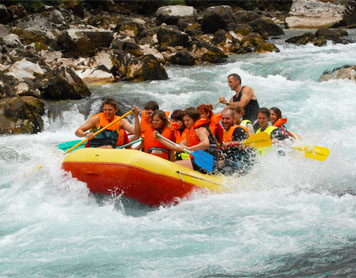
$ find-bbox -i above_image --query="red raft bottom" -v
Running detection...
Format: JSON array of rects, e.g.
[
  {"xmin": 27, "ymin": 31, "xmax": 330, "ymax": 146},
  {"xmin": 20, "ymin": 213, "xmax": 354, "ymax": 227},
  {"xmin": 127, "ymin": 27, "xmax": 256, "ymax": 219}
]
[{"xmin": 62, "ymin": 161, "xmax": 201, "ymax": 206}]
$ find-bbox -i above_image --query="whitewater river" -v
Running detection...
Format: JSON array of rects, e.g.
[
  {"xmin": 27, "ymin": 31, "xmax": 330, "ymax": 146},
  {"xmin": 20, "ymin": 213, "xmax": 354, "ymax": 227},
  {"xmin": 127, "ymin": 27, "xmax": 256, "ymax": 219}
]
[{"xmin": 1, "ymin": 29, "xmax": 356, "ymax": 277}]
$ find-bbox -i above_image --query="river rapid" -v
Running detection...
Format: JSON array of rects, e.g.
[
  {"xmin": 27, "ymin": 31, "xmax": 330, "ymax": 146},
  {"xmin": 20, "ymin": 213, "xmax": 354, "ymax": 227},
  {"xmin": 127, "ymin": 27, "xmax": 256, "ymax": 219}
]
[{"xmin": 1, "ymin": 29, "xmax": 356, "ymax": 277}]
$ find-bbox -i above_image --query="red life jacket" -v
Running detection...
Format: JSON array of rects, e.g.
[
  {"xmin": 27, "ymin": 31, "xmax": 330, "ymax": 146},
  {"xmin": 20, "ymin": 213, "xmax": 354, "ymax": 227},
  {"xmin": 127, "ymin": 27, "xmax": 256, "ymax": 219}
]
[{"xmin": 144, "ymin": 126, "xmax": 175, "ymax": 160}]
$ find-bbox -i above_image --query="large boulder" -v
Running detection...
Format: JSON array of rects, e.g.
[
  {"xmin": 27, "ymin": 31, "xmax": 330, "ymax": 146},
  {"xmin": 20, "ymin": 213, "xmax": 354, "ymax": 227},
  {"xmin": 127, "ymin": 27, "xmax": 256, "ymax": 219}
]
[
  {"xmin": 0, "ymin": 4, "xmax": 14, "ymax": 24},
  {"xmin": 126, "ymin": 54, "xmax": 168, "ymax": 81},
  {"xmin": 115, "ymin": 20, "xmax": 145, "ymax": 37},
  {"xmin": 314, "ymin": 28, "xmax": 348, "ymax": 46},
  {"xmin": 248, "ymin": 19, "xmax": 284, "ymax": 38},
  {"xmin": 5, "ymin": 58, "xmax": 45, "ymax": 81},
  {"xmin": 234, "ymin": 11, "xmax": 261, "ymax": 24},
  {"xmin": 201, "ymin": 6, "xmax": 235, "ymax": 34},
  {"xmin": 34, "ymin": 66, "xmax": 91, "ymax": 100},
  {"xmin": 188, "ymin": 39, "xmax": 228, "ymax": 64},
  {"xmin": 11, "ymin": 26, "xmax": 57, "ymax": 50},
  {"xmin": 0, "ymin": 71, "xmax": 16, "ymax": 99},
  {"xmin": 157, "ymin": 26, "xmax": 189, "ymax": 49},
  {"xmin": 3, "ymin": 34, "xmax": 23, "ymax": 49},
  {"xmin": 0, "ymin": 96, "xmax": 45, "ymax": 134},
  {"xmin": 319, "ymin": 65, "xmax": 356, "ymax": 83},
  {"xmin": 285, "ymin": 0, "xmax": 356, "ymax": 28},
  {"xmin": 170, "ymin": 49, "xmax": 195, "ymax": 66},
  {"xmin": 156, "ymin": 5, "xmax": 197, "ymax": 25},
  {"xmin": 57, "ymin": 28, "xmax": 114, "ymax": 58}
]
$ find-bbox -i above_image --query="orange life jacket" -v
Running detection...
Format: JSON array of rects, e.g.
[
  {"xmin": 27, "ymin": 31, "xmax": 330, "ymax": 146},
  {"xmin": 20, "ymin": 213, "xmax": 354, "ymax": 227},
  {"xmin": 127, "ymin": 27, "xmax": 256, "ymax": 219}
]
[
  {"xmin": 223, "ymin": 125, "xmax": 250, "ymax": 143},
  {"xmin": 141, "ymin": 110, "xmax": 170, "ymax": 136},
  {"xmin": 86, "ymin": 112, "xmax": 125, "ymax": 148},
  {"xmin": 170, "ymin": 122, "xmax": 187, "ymax": 143},
  {"xmin": 273, "ymin": 118, "xmax": 290, "ymax": 138},
  {"xmin": 144, "ymin": 126, "xmax": 174, "ymax": 160},
  {"xmin": 273, "ymin": 118, "xmax": 287, "ymax": 128},
  {"xmin": 186, "ymin": 126, "xmax": 200, "ymax": 147}
]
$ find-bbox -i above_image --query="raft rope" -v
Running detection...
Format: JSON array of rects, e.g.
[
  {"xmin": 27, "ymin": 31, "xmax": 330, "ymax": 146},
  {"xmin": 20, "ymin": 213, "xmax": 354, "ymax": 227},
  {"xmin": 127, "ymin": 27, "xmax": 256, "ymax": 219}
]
[{"xmin": 176, "ymin": 171, "xmax": 222, "ymax": 186}]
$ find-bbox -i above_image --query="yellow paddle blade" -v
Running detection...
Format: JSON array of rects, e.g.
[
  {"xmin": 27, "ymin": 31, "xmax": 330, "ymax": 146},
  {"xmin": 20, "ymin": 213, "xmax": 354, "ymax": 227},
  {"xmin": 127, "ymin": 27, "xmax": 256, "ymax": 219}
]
[
  {"xmin": 242, "ymin": 133, "xmax": 272, "ymax": 148},
  {"xmin": 292, "ymin": 145, "xmax": 330, "ymax": 161}
]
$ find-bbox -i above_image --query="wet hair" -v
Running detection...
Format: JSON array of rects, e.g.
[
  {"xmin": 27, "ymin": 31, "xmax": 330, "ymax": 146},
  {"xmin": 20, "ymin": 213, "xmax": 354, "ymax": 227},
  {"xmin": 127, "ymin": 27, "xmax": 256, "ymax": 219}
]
[
  {"xmin": 152, "ymin": 110, "xmax": 169, "ymax": 130},
  {"xmin": 270, "ymin": 107, "xmax": 282, "ymax": 120},
  {"xmin": 258, "ymin": 107, "xmax": 270, "ymax": 118},
  {"xmin": 227, "ymin": 104, "xmax": 245, "ymax": 116},
  {"xmin": 102, "ymin": 98, "xmax": 118, "ymax": 111},
  {"xmin": 221, "ymin": 107, "xmax": 236, "ymax": 118},
  {"xmin": 171, "ymin": 109, "xmax": 184, "ymax": 122},
  {"xmin": 144, "ymin": 101, "xmax": 159, "ymax": 111},
  {"xmin": 228, "ymin": 73, "xmax": 241, "ymax": 83},
  {"xmin": 183, "ymin": 107, "xmax": 201, "ymax": 122},
  {"xmin": 197, "ymin": 104, "xmax": 213, "ymax": 120}
]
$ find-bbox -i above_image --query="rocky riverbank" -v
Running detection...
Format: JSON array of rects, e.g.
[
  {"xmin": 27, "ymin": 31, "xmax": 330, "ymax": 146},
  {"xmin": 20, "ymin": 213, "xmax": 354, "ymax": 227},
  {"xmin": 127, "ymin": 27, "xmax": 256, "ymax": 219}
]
[{"xmin": 0, "ymin": 0, "xmax": 355, "ymax": 134}]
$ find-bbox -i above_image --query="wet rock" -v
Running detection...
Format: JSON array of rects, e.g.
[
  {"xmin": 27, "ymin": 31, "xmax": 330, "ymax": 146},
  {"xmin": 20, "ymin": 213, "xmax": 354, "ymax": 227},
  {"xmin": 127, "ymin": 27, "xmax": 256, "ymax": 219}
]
[
  {"xmin": 314, "ymin": 28, "xmax": 348, "ymax": 46},
  {"xmin": 240, "ymin": 32, "xmax": 279, "ymax": 53},
  {"xmin": 286, "ymin": 28, "xmax": 348, "ymax": 46},
  {"xmin": 247, "ymin": 19, "xmax": 284, "ymax": 38},
  {"xmin": 0, "ymin": 96, "xmax": 45, "ymax": 134},
  {"xmin": 157, "ymin": 26, "xmax": 189, "ymax": 49},
  {"xmin": 57, "ymin": 28, "xmax": 114, "ymax": 58},
  {"xmin": 285, "ymin": 32, "xmax": 315, "ymax": 45},
  {"xmin": 188, "ymin": 39, "xmax": 228, "ymax": 64},
  {"xmin": 34, "ymin": 66, "xmax": 91, "ymax": 100},
  {"xmin": 170, "ymin": 49, "xmax": 195, "ymax": 66},
  {"xmin": 127, "ymin": 54, "xmax": 168, "ymax": 81},
  {"xmin": 319, "ymin": 65, "xmax": 356, "ymax": 83},
  {"xmin": 201, "ymin": 6, "xmax": 235, "ymax": 34},
  {"xmin": 156, "ymin": 5, "xmax": 197, "ymax": 25}
]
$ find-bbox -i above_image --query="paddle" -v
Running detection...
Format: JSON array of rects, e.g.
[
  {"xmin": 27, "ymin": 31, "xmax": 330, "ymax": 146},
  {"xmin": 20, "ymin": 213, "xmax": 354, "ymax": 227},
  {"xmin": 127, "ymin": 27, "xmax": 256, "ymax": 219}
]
[
  {"xmin": 292, "ymin": 145, "xmax": 330, "ymax": 161},
  {"xmin": 64, "ymin": 109, "xmax": 134, "ymax": 154},
  {"xmin": 58, "ymin": 140, "xmax": 82, "ymax": 152},
  {"xmin": 156, "ymin": 133, "xmax": 214, "ymax": 172},
  {"xmin": 58, "ymin": 138, "xmax": 141, "ymax": 153},
  {"xmin": 222, "ymin": 132, "xmax": 272, "ymax": 149},
  {"xmin": 241, "ymin": 132, "xmax": 272, "ymax": 148}
]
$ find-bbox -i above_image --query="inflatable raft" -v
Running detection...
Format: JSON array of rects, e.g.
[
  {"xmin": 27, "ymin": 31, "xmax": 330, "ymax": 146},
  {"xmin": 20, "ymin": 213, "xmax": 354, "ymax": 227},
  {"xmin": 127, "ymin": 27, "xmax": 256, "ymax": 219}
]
[{"xmin": 62, "ymin": 148, "xmax": 227, "ymax": 206}]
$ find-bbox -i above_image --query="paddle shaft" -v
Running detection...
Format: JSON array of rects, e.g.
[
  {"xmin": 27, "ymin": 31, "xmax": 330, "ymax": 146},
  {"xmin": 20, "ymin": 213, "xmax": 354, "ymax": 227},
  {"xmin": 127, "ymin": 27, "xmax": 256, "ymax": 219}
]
[
  {"xmin": 64, "ymin": 110, "xmax": 133, "ymax": 154},
  {"xmin": 117, "ymin": 138, "xmax": 142, "ymax": 149},
  {"xmin": 156, "ymin": 133, "xmax": 190, "ymax": 154}
]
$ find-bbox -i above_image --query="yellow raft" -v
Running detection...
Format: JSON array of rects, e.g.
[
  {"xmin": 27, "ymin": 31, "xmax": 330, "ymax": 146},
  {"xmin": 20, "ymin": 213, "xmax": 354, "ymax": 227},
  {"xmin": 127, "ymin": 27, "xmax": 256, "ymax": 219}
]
[{"xmin": 62, "ymin": 148, "xmax": 228, "ymax": 206}]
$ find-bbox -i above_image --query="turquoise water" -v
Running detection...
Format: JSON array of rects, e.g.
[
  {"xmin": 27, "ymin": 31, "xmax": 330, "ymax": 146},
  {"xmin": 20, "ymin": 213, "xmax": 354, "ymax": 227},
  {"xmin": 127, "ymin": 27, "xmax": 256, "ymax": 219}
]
[{"xmin": 1, "ymin": 30, "xmax": 356, "ymax": 277}]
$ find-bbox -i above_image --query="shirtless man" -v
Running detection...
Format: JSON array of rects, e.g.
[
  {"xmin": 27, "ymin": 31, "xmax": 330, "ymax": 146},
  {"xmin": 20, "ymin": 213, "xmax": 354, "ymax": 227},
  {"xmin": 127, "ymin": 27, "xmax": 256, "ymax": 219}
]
[{"xmin": 219, "ymin": 73, "xmax": 259, "ymax": 124}]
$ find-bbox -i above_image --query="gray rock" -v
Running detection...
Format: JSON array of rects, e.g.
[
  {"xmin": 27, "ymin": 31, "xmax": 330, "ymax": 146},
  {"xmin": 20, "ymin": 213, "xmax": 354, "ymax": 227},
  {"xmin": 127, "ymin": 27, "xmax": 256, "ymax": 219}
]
[
  {"xmin": 319, "ymin": 65, "xmax": 356, "ymax": 82},
  {"xmin": 34, "ymin": 66, "xmax": 91, "ymax": 100},
  {"xmin": 201, "ymin": 6, "xmax": 234, "ymax": 34},
  {"xmin": 156, "ymin": 5, "xmax": 197, "ymax": 25},
  {"xmin": 0, "ymin": 96, "xmax": 45, "ymax": 134}
]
